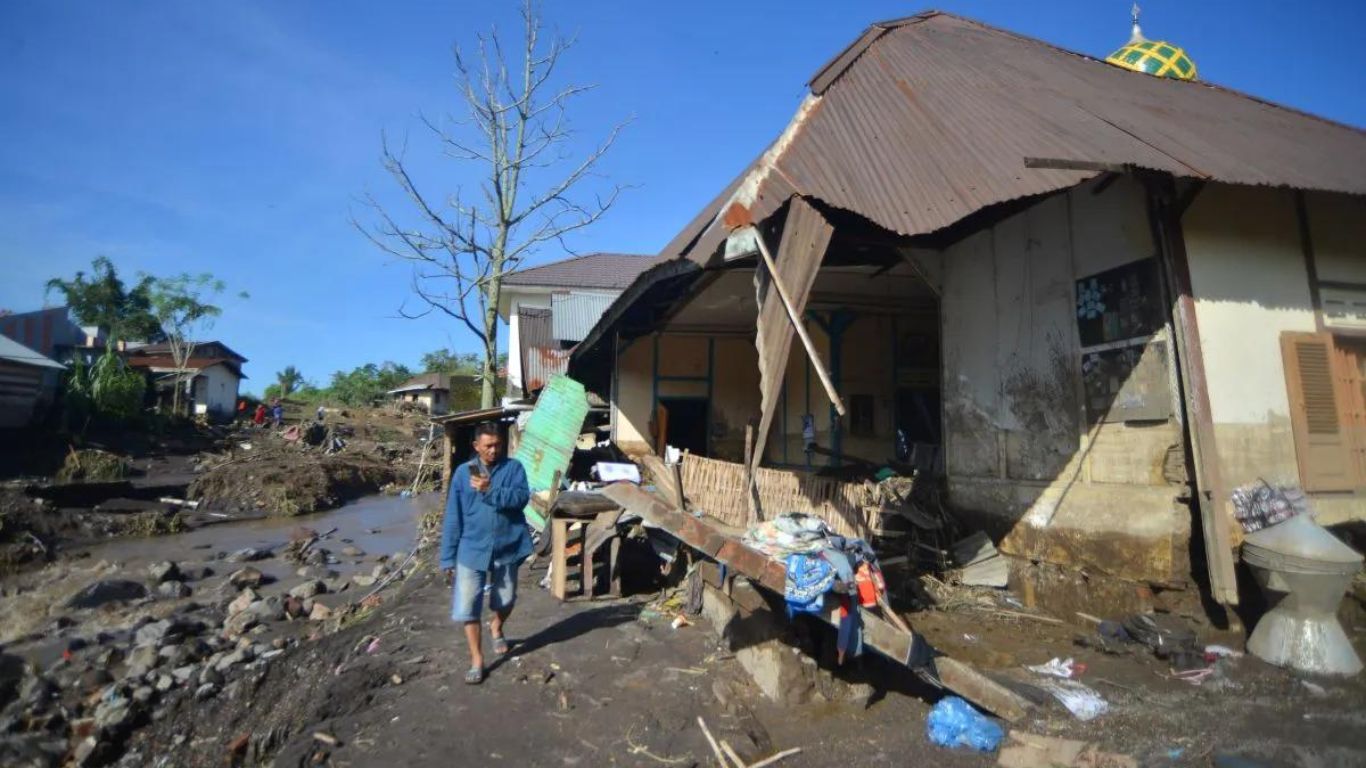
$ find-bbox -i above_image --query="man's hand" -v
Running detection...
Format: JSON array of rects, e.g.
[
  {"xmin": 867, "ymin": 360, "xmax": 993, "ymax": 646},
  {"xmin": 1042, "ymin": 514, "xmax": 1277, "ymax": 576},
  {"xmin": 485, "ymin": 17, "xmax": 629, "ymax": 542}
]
[{"xmin": 470, "ymin": 474, "xmax": 491, "ymax": 493}]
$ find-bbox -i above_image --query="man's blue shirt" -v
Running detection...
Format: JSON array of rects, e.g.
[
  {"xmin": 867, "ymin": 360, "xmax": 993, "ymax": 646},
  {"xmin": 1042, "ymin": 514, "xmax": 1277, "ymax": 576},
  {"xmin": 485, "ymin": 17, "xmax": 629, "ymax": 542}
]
[{"xmin": 439, "ymin": 457, "xmax": 533, "ymax": 572}]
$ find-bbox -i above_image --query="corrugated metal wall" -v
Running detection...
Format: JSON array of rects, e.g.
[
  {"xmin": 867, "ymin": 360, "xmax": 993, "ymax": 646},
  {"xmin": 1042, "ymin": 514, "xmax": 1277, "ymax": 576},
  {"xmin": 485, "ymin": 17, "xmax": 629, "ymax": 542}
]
[{"xmin": 552, "ymin": 293, "xmax": 616, "ymax": 343}]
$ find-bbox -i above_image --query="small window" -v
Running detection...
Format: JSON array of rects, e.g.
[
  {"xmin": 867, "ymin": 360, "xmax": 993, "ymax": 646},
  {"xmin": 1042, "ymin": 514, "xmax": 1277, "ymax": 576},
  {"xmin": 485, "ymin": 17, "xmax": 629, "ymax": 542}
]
[{"xmin": 849, "ymin": 394, "xmax": 875, "ymax": 438}]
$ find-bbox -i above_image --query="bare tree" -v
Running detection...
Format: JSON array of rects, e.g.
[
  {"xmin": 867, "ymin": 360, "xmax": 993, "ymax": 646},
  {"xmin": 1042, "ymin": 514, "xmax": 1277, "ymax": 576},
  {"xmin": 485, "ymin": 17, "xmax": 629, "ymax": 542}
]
[{"xmin": 356, "ymin": 0, "xmax": 626, "ymax": 408}]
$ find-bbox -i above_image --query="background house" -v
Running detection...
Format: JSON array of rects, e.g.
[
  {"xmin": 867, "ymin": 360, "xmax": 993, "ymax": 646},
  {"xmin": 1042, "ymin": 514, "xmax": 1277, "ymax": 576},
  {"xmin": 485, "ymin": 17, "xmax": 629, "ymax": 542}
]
[
  {"xmin": 124, "ymin": 341, "xmax": 247, "ymax": 419},
  {"xmin": 0, "ymin": 335, "xmax": 65, "ymax": 428},
  {"xmin": 498, "ymin": 253, "xmax": 652, "ymax": 401},
  {"xmin": 388, "ymin": 372, "xmax": 458, "ymax": 415}
]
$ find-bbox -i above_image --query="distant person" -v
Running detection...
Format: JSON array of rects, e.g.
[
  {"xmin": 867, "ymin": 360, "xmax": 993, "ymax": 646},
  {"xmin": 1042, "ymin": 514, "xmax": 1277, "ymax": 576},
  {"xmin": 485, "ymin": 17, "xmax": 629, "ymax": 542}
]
[
  {"xmin": 236, "ymin": 399, "xmax": 248, "ymax": 421},
  {"xmin": 439, "ymin": 422, "xmax": 531, "ymax": 685},
  {"xmin": 270, "ymin": 400, "xmax": 284, "ymax": 428},
  {"xmin": 253, "ymin": 403, "xmax": 267, "ymax": 427},
  {"xmin": 316, "ymin": 405, "xmax": 325, "ymax": 423}
]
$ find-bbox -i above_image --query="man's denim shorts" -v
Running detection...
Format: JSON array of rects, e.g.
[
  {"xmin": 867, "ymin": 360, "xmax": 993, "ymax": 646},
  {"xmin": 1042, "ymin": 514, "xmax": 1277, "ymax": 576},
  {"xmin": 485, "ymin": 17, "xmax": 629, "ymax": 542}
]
[{"xmin": 450, "ymin": 562, "xmax": 518, "ymax": 622}]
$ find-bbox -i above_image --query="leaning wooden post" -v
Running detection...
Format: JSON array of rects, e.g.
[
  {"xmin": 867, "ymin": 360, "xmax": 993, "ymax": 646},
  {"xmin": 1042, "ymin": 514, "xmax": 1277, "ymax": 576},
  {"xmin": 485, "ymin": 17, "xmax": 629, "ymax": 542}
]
[{"xmin": 751, "ymin": 226, "xmax": 846, "ymax": 417}]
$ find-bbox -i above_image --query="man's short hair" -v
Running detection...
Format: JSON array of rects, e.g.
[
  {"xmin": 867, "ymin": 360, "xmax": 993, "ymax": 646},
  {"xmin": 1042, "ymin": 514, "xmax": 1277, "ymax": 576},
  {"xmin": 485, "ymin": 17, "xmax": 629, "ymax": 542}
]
[{"xmin": 473, "ymin": 422, "xmax": 501, "ymax": 442}]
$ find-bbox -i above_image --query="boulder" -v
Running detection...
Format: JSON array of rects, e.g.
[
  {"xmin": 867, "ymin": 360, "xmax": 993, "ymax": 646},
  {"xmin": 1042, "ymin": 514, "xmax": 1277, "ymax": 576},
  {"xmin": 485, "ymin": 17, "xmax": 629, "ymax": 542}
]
[
  {"xmin": 222, "ymin": 611, "xmax": 257, "ymax": 638},
  {"xmin": 124, "ymin": 646, "xmax": 160, "ymax": 679},
  {"xmin": 134, "ymin": 619, "xmax": 185, "ymax": 648},
  {"xmin": 147, "ymin": 561, "xmax": 181, "ymax": 583},
  {"xmin": 341, "ymin": 545, "xmax": 365, "ymax": 558},
  {"xmin": 308, "ymin": 602, "xmax": 333, "ymax": 621},
  {"xmin": 157, "ymin": 581, "xmax": 192, "ymax": 599},
  {"xmin": 287, "ymin": 580, "xmax": 325, "ymax": 600},
  {"xmin": 226, "ymin": 547, "xmax": 271, "ymax": 563},
  {"xmin": 193, "ymin": 683, "xmax": 217, "ymax": 701},
  {"xmin": 295, "ymin": 566, "xmax": 339, "ymax": 581},
  {"xmin": 179, "ymin": 565, "xmax": 214, "ymax": 581},
  {"xmin": 228, "ymin": 588, "xmax": 260, "ymax": 616},
  {"xmin": 228, "ymin": 567, "xmax": 265, "ymax": 589},
  {"xmin": 351, "ymin": 574, "xmax": 377, "ymax": 588},
  {"xmin": 65, "ymin": 580, "xmax": 148, "ymax": 610}
]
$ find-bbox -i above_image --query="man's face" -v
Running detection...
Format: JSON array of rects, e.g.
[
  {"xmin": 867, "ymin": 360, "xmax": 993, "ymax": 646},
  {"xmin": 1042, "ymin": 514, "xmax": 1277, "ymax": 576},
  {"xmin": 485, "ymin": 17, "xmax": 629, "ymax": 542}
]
[{"xmin": 473, "ymin": 433, "xmax": 502, "ymax": 465}]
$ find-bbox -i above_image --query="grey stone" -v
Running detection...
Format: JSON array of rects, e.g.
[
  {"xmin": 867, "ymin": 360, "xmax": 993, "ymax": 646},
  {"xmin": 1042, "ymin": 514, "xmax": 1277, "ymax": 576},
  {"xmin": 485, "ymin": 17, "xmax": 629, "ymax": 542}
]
[
  {"xmin": 222, "ymin": 611, "xmax": 257, "ymax": 638},
  {"xmin": 134, "ymin": 619, "xmax": 183, "ymax": 648},
  {"xmin": 92, "ymin": 698, "xmax": 134, "ymax": 737},
  {"xmin": 198, "ymin": 666, "xmax": 224, "ymax": 687},
  {"xmin": 295, "ymin": 566, "xmax": 339, "ymax": 581},
  {"xmin": 351, "ymin": 574, "xmax": 377, "ymax": 588},
  {"xmin": 123, "ymin": 646, "xmax": 160, "ymax": 679},
  {"xmin": 227, "ymin": 567, "xmax": 265, "ymax": 589},
  {"xmin": 287, "ymin": 580, "xmax": 325, "ymax": 600},
  {"xmin": 131, "ymin": 686, "xmax": 154, "ymax": 705},
  {"xmin": 147, "ymin": 561, "xmax": 181, "ymax": 583},
  {"xmin": 20, "ymin": 675, "xmax": 57, "ymax": 708},
  {"xmin": 341, "ymin": 545, "xmax": 365, "ymax": 557},
  {"xmin": 227, "ymin": 588, "xmax": 259, "ymax": 616},
  {"xmin": 193, "ymin": 683, "xmax": 217, "ymax": 701},
  {"xmin": 213, "ymin": 647, "xmax": 253, "ymax": 673},
  {"xmin": 153, "ymin": 675, "xmax": 174, "ymax": 693},
  {"xmin": 225, "ymin": 547, "xmax": 271, "ymax": 563},
  {"xmin": 156, "ymin": 581, "xmax": 191, "ymax": 599},
  {"xmin": 370, "ymin": 564, "xmax": 388, "ymax": 579},
  {"xmin": 171, "ymin": 665, "xmax": 197, "ymax": 683},
  {"xmin": 64, "ymin": 580, "xmax": 148, "ymax": 610},
  {"xmin": 179, "ymin": 565, "xmax": 214, "ymax": 581}
]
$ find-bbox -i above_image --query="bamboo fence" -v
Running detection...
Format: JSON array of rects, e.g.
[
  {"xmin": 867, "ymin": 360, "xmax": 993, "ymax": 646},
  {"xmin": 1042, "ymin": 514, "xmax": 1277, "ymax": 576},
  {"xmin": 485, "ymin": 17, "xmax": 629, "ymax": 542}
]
[{"xmin": 678, "ymin": 453, "xmax": 876, "ymax": 539}]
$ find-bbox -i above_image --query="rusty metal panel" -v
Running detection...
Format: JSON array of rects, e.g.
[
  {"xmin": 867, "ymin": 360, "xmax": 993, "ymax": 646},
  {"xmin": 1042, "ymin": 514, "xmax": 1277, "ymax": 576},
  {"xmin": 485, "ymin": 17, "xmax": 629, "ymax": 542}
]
[
  {"xmin": 654, "ymin": 11, "xmax": 1366, "ymax": 270},
  {"xmin": 751, "ymin": 198, "xmax": 834, "ymax": 469},
  {"xmin": 517, "ymin": 308, "xmax": 570, "ymax": 395},
  {"xmin": 512, "ymin": 374, "xmax": 589, "ymax": 530},
  {"xmin": 551, "ymin": 292, "xmax": 616, "ymax": 343}
]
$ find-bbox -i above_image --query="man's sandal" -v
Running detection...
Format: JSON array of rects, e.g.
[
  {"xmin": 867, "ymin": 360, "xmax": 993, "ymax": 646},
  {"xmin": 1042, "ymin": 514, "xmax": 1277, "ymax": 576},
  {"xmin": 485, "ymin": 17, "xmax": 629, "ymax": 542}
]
[
  {"xmin": 491, "ymin": 636, "xmax": 510, "ymax": 656},
  {"xmin": 464, "ymin": 666, "xmax": 484, "ymax": 685}
]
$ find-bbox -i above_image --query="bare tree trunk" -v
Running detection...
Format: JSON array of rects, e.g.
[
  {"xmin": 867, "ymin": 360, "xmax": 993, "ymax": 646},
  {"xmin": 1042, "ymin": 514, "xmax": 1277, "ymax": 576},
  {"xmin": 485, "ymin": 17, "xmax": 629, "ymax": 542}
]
[{"xmin": 355, "ymin": 0, "xmax": 625, "ymax": 407}]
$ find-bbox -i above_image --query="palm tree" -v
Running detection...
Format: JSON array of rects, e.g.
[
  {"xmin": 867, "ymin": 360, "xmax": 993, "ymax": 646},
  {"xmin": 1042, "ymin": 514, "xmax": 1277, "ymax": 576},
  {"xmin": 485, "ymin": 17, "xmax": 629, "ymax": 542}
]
[{"xmin": 275, "ymin": 366, "xmax": 304, "ymax": 397}]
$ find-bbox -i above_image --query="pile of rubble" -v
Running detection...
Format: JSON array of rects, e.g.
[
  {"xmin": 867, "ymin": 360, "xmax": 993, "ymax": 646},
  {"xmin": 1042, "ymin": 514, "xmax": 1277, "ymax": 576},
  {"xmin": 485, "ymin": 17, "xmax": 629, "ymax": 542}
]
[{"xmin": 0, "ymin": 532, "xmax": 413, "ymax": 767}]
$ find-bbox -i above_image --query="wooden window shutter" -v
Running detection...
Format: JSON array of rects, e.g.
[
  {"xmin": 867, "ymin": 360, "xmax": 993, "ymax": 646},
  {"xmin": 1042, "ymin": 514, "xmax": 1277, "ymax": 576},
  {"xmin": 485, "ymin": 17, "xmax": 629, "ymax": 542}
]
[{"xmin": 1281, "ymin": 332, "xmax": 1354, "ymax": 491}]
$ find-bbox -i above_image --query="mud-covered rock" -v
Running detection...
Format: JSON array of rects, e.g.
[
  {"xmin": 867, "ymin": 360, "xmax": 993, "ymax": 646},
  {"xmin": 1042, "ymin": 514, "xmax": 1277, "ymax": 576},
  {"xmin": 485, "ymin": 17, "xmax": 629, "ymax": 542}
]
[
  {"xmin": 228, "ymin": 567, "xmax": 265, "ymax": 589},
  {"xmin": 147, "ymin": 561, "xmax": 181, "ymax": 583},
  {"xmin": 65, "ymin": 581, "xmax": 148, "ymax": 610},
  {"xmin": 156, "ymin": 581, "xmax": 191, "ymax": 599},
  {"xmin": 225, "ymin": 548, "xmax": 272, "ymax": 564},
  {"xmin": 287, "ymin": 580, "xmax": 325, "ymax": 600},
  {"xmin": 227, "ymin": 588, "xmax": 259, "ymax": 616}
]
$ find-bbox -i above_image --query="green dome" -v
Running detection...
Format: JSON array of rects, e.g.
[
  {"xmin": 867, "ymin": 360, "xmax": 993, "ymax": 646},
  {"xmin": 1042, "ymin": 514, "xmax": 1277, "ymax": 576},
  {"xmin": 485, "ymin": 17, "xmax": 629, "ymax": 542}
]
[{"xmin": 1107, "ymin": 39, "xmax": 1198, "ymax": 80}]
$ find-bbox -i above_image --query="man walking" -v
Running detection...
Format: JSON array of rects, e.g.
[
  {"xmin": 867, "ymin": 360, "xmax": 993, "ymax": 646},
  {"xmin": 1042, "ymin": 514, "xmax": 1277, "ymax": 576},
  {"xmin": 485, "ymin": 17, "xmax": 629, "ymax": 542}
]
[{"xmin": 439, "ymin": 422, "xmax": 531, "ymax": 685}]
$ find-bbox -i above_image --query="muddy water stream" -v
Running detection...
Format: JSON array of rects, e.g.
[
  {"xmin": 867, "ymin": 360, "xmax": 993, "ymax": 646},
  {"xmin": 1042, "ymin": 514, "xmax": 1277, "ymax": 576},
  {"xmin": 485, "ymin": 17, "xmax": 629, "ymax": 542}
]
[{"xmin": 0, "ymin": 493, "xmax": 438, "ymax": 645}]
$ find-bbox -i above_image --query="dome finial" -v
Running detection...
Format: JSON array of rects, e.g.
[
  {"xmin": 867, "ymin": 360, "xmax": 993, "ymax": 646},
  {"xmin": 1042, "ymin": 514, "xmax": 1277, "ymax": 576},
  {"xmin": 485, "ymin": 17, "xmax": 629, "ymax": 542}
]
[{"xmin": 1129, "ymin": 3, "xmax": 1145, "ymax": 44}]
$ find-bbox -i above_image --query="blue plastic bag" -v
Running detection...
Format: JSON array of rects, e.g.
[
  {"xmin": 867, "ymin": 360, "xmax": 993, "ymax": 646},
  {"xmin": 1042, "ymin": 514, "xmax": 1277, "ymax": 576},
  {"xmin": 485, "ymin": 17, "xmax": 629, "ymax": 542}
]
[{"xmin": 926, "ymin": 696, "xmax": 1003, "ymax": 752}]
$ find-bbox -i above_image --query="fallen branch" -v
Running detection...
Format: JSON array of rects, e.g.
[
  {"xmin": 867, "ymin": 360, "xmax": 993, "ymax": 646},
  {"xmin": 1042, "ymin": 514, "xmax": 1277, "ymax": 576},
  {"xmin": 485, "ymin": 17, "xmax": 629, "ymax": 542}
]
[
  {"xmin": 697, "ymin": 717, "xmax": 730, "ymax": 768},
  {"xmin": 720, "ymin": 740, "xmax": 745, "ymax": 768},
  {"xmin": 748, "ymin": 747, "xmax": 802, "ymax": 768}
]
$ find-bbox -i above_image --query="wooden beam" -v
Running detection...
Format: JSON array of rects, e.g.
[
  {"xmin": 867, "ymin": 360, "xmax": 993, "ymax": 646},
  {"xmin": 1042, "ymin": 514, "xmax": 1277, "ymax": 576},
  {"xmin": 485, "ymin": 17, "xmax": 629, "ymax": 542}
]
[
  {"xmin": 751, "ymin": 224, "xmax": 845, "ymax": 417},
  {"xmin": 602, "ymin": 484, "xmax": 1033, "ymax": 721}
]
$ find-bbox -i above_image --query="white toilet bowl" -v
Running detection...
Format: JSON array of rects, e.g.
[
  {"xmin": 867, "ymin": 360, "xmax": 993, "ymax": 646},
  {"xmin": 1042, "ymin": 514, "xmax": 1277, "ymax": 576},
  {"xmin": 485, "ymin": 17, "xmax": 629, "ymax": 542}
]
[{"xmin": 1241, "ymin": 514, "xmax": 1362, "ymax": 676}]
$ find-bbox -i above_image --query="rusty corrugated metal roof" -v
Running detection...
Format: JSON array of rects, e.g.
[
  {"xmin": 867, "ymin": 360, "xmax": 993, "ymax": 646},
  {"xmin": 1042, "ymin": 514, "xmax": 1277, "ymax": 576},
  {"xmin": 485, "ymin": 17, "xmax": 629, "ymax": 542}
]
[
  {"xmin": 666, "ymin": 10, "xmax": 1366, "ymax": 266},
  {"xmin": 517, "ymin": 307, "xmax": 570, "ymax": 394}
]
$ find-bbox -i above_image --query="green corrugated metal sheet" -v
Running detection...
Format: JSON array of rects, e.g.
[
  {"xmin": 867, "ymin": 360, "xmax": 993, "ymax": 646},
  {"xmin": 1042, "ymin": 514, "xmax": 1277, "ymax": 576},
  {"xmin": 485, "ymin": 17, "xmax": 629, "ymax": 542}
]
[{"xmin": 513, "ymin": 375, "xmax": 589, "ymax": 530}]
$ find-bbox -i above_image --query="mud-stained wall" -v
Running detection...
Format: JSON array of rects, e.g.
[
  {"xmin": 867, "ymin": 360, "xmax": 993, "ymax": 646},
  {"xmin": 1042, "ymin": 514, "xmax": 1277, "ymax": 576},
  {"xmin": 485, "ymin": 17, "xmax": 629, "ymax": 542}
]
[
  {"xmin": 1183, "ymin": 184, "xmax": 1316, "ymax": 489},
  {"xmin": 1306, "ymin": 190, "xmax": 1366, "ymax": 285},
  {"xmin": 939, "ymin": 177, "xmax": 1189, "ymax": 584},
  {"xmin": 711, "ymin": 337, "xmax": 761, "ymax": 461},
  {"xmin": 942, "ymin": 178, "xmax": 1169, "ymax": 487}
]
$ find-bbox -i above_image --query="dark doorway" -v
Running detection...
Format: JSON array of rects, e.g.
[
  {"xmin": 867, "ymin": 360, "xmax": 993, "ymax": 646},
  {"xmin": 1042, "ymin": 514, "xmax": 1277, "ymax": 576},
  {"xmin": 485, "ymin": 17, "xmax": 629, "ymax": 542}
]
[
  {"xmin": 896, "ymin": 387, "xmax": 941, "ymax": 446},
  {"xmin": 659, "ymin": 398, "xmax": 709, "ymax": 456}
]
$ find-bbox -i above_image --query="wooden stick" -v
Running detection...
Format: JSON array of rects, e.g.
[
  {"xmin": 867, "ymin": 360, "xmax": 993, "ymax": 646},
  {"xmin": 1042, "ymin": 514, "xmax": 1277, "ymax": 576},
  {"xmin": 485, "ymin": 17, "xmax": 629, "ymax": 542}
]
[
  {"xmin": 748, "ymin": 747, "xmax": 802, "ymax": 768},
  {"xmin": 696, "ymin": 717, "xmax": 729, "ymax": 768},
  {"xmin": 720, "ymin": 740, "xmax": 745, "ymax": 768},
  {"xmin": 751, "ymin": 227, "xmax": 846, "ymax": 416}
]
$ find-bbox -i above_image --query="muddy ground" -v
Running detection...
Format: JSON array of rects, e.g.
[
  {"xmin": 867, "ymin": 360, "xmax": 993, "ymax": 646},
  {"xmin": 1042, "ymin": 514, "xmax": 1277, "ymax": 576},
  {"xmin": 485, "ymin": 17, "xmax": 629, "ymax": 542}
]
[{"xmin": 0, "ymin": 406, "xmax": 435, "ymax": 574}]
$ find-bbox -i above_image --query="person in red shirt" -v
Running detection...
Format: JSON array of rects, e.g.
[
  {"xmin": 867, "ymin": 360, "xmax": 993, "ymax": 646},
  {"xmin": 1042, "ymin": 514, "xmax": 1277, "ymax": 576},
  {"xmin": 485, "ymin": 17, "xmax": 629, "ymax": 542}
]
[{"xmin": 252, "ymin": 403, "xmax": 267, "ymax": 427}]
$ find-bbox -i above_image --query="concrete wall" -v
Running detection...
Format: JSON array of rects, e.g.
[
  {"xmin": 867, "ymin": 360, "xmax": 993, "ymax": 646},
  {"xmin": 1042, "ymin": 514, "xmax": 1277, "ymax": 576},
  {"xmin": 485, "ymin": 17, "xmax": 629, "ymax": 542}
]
[
  {"xmin": 1183, "ymin": 184, "xmax": 1315, "ymax": 489},
  {"xmin": 193, "ymin": 363, "xmax": 240, "ymax": 418},
  {"xmin": 939, "ymin": 177, "xmax": 1188, "ymax": 585},
  {"xmin": 1183, "ymin": 185, "xmax": 1366, "ymax": 523}
]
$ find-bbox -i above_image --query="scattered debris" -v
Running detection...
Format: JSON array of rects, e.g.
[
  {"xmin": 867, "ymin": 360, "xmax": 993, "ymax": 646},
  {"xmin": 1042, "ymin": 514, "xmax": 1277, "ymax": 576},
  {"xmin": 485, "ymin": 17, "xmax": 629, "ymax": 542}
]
[
  {"xmin": 926, "ymin": 696, "xmax": 1004, "ymax": 752},
  {"xmin": 997, "ymin": 731, "xmax": 1136, "ymax": 768}
]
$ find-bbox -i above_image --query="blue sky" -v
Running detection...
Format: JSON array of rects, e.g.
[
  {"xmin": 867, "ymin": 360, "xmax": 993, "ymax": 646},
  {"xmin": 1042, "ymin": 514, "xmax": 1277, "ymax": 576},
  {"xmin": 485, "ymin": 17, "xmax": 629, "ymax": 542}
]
[{"xmin": 2, "ymin": 1, "xmax": 1363, "ymax": 395}]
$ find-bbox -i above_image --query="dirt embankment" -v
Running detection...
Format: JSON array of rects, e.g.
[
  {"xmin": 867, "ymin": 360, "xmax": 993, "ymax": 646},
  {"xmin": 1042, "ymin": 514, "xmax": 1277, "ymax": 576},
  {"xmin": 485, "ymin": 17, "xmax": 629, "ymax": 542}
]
[{"xmin": 189, "ymin": 450, "xmax": 400, "ymax": 518}]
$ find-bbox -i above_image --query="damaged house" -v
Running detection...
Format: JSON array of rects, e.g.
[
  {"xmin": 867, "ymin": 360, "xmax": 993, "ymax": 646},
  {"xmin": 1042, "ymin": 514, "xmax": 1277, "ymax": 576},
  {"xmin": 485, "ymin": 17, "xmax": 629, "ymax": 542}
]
[{"xmin": 570, "ymin": 11, "xmax": 1366, "ymax": 615}]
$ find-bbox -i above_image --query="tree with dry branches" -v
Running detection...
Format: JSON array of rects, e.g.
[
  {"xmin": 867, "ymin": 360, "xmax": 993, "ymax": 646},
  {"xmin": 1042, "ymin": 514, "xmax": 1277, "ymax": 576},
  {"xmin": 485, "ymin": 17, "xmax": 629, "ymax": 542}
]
[{"xmin": 356, "ymin": 0, "xmax": 626, "ymax": 408}]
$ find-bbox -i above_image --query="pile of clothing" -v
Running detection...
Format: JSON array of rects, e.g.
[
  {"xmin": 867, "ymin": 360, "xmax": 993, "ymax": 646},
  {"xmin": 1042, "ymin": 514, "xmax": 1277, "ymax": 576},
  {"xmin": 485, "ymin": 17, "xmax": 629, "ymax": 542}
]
[
  {"xmin": 1231, "ymin": 480, "xmax": 1311, "ymax": 532},
  {"xmin": 744, "ymin": 513, "xmax": 886, "ymax": 662}
]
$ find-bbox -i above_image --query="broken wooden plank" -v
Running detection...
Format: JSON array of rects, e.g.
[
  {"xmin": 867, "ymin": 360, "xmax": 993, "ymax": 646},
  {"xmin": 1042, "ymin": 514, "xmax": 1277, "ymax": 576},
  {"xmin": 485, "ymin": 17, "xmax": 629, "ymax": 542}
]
[
  {"xmin": 934, "ymin": 657, "xmax": 1032, "ymax": 723},
  {"xmin": 604, "ymin": 483, "xmax": 1033, "ymax": 722}
]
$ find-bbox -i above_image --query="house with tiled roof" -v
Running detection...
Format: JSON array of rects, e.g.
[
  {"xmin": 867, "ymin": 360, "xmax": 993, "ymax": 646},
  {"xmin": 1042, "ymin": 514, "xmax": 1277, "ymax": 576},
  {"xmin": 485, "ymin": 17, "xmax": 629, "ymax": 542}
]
[
  {"xmin": 124, "ymin": 340, "xmax": 247, "ymax": 419},
  {"xmin": 497, "ymin": 252, "xmax": 652, "ymax": 399}
]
